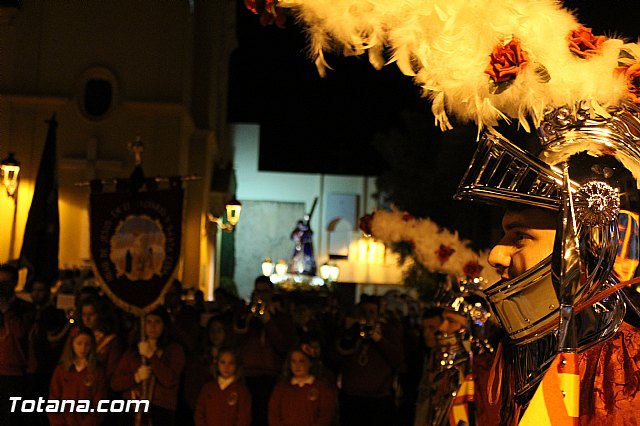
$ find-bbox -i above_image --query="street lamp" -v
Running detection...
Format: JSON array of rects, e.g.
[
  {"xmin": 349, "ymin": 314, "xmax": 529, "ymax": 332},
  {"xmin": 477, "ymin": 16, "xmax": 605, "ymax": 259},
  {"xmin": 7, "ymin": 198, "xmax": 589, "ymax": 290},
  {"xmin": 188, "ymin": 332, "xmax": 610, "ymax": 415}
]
[
  {"xmin": 261, "ymin": 258, "xmax": 275, "ymax": 276},
  {"xmin": 208, "ymin": 197, "xmax": 243, "ymax": 232},
  {"xmin": 225, "ymin": 196, "xmax": 242, "ymax": 228},
  {"xmin": 1, "ymin": 152, "xmax": 20, "ymax": 199},
  {"xmin": 319, "ymin": 262, "xmax": 340, "ymax": 282},
  {"xmin": 207, "ymin": 197, "xmax": 243, "ymax": 301},
  {"xmin": 275, "ymin": 259, "xmax": 288, "ymax": 276}
]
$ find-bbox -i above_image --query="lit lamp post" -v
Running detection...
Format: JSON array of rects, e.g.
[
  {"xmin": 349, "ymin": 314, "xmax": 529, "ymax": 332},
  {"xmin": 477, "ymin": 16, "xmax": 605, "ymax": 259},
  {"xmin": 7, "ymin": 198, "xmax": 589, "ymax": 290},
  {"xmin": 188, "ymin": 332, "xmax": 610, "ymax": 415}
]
[
  {"xmin": 1, "ymin": 152, "xmax": 21, "ymax": 259},
  {"xmin": 207, "ymin": 197, "xmax": 242, "ymax": 300},
  {"xmin": 1, "ymin": 152, "xmax": 20, "ymax": 200},
  {"xmin": 319, "ymin": 262, "xmax": 340, "ymax": 283},
  {"xmin": 261, "ymin": 258, "xmax": 275, "ymax": 276},
  {"xmin": 275, "ymin": 259, "xmax": 288, "ymax": 276}
]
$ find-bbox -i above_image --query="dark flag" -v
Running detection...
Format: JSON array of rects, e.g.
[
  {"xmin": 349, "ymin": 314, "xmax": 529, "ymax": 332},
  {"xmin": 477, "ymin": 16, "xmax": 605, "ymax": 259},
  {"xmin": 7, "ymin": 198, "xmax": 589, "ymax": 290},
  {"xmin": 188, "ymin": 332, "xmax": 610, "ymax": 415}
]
[{"xmin": 19, "ymin": 114, "xmax": 60, "ymax": 285}]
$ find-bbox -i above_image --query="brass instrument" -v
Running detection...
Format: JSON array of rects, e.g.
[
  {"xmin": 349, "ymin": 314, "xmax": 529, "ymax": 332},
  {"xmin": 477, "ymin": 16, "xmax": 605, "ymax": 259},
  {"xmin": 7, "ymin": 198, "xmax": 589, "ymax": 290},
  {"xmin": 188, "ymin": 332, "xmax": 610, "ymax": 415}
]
[{"xmin": 249, "ymin": 297, "xmax": 267, "ymax": 317}]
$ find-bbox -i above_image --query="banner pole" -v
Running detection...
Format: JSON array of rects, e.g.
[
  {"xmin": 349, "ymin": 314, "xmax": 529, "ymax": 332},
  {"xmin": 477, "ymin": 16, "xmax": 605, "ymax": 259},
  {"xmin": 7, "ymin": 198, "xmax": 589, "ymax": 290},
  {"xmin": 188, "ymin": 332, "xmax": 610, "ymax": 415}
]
[{"xmin": 135, "ymin": 314, "xmax": 148, "ymax": 426}]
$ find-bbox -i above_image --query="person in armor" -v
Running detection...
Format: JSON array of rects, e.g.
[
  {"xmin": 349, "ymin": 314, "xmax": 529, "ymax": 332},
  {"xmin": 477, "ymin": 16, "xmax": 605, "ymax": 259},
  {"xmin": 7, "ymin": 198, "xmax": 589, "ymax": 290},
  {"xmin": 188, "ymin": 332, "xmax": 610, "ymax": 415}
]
[
  {"xmin": 250, "ymin": 0, "xmax": 640, "ymax": 423},
  {"xmin": 455, "ymin": 105, "xmax": 640, "ymax": 424}
]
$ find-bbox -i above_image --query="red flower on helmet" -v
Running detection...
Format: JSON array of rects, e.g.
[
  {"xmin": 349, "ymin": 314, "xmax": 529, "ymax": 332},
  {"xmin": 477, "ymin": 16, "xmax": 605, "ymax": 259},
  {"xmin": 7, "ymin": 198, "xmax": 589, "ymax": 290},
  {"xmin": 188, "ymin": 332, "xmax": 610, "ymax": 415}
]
[
  {"xmin": 485, "ymin": 38, "xmax": 530, "ymax": 84},
  {"xmin": 617, "ymin": 62, "xmax": 640, "ymax": 104},
  {"xmin": 359, "ymin": 213, "xmax": 374, "ymax": 236},
  {"xmin": 435, "ymin": 244, "xmax": 455, "ymax": 264},
  {"xmin": 244, "ymin": 0, "xmax": 287, "ymax": 28},
  {"xmin": 568, "ymin": 26, "xmax": 606, "ymax": 59},
  {"xmin": 463, "ymin": 261, "xmax": 483, "ymax": 278}
]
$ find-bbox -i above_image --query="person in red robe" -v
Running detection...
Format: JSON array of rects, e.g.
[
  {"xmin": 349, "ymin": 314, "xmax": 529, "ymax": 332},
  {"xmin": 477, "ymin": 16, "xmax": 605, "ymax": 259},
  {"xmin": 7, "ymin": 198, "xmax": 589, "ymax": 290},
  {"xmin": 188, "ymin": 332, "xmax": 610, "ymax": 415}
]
[
  {"xmin": 194, "ymin": 347, "xmax": 251, "ymax": 426},
  {"xmin": 48, "ymin": 326, "xmax": 108, "ymax": 426},
  {"xmin": 111, "ymin": 307, "xmax": 185, "ymax": 426},
  {"xmin": 0, "ymin": 263, "xmax": 36, "ymax": 426},
  {"xmin": 268, "ymin": 347, "xmax": 337, "ymax": 426},
  {"xmin": 76, "ymin": 296, "xmax": 123, "ymax": 384}
]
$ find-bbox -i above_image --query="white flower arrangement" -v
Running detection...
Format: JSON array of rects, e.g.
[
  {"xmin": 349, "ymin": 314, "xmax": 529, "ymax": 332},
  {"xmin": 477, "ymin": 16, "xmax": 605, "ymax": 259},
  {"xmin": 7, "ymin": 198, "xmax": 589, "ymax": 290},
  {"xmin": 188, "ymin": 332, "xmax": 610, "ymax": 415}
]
[{"xmin": 365, "ymin": 209, "xmax": 499, "ymax": 284}]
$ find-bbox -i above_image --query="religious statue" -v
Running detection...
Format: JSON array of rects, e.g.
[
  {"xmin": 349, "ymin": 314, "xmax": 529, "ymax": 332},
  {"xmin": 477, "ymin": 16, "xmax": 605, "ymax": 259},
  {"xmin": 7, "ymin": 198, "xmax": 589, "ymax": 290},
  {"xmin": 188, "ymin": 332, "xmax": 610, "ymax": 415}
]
[{"xmin": 289, "ymin": 198, "xmax": 318, "ymax": 276}]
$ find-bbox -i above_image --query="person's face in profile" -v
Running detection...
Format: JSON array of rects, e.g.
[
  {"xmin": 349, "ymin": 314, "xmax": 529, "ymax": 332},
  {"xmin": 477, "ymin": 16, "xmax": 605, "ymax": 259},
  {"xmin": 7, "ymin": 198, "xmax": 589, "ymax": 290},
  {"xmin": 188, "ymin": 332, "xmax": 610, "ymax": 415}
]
[
  {"xmin": 422, "ymin": 316, "xmax": 442, "ymax": 348},
  {"xmin": 439, "ymin": 310, "xmax": 467, "ymax": 335},
  {"xmin": 488, "ymin": 208, "xmax": 556, "ymax": 281}
]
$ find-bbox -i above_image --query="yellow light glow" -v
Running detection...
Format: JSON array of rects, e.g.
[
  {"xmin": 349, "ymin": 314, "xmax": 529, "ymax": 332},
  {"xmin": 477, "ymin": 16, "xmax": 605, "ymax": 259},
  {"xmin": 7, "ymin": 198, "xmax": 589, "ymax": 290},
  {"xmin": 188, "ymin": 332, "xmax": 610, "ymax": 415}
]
[
  {"xmin": 275, "ymin": 259, "xmax": 288, "ymax": 276},
  {"xmin": 261, "ymin": 258, "xmax": 275, "ymax": 276},
  {"xmin": 225, "ymin": 198, "xmax": 242, "ymax": 227},
  {"xmin": 1, "ymin": 164, "xmax": 19, "ymax": 197}
]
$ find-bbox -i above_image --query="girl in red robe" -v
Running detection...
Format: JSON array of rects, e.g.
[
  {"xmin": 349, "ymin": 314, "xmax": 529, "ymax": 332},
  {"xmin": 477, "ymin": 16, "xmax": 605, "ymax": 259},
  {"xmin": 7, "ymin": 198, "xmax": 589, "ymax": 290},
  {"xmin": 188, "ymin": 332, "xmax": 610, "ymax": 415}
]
[
  {"xmin": 111, "ymin": 307, "xmax": 185, "ymax": 426},
  {"xmin": 268, "ymin": 347, "xmax": 337, "ymax": 426},
  {"xmin": 194, "ymin": 346, "xmax": 251, "ymax": 426},
  {"xmin": 78, "ymin": 296, "xmax": 122, "ymax": 382},
  {"xmin": 49, "ymin": 326, "xmax": 108, "ymax": 426}
]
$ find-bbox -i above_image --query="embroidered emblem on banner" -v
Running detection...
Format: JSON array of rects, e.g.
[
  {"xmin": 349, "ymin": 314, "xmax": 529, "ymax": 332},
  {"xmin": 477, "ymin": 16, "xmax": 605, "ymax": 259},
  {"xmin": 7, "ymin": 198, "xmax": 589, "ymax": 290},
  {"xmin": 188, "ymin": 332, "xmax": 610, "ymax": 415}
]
[{"xmin": 90, "ymin": 183, "xmax": 183, "ymax": 315}]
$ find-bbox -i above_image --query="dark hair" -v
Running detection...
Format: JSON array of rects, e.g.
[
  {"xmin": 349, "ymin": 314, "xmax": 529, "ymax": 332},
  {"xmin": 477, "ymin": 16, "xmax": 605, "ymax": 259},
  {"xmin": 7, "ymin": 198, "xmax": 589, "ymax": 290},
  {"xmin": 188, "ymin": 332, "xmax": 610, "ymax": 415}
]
[
  {"xmin": 26, "ymin": 279, "xmax": 54, "ymax": 293},
  {"xmin": 422, "ymin": 307, "xmax": 444, "ymax": 320},
  {"xmin": 254, "ymin": 275, "xmax": 273, "ymax": 289},
  {"xmin": 299, "ymin": 330, "xmax": 324, "ymax": 348},
  {"xmin": 359, "ymin": 294, "xmax": 379, "ymax": 306},
  {"xmin": 0, "ymin": 263, "xmax": 19, "ymax": 285}
]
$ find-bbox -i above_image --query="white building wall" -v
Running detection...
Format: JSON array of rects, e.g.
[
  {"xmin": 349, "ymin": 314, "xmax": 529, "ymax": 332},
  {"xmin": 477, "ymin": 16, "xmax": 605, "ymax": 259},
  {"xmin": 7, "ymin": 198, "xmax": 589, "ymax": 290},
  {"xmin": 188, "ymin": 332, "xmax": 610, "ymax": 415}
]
[{"xmin": 231, "ymin": 123, "xmax": 380, "ymax": 299}]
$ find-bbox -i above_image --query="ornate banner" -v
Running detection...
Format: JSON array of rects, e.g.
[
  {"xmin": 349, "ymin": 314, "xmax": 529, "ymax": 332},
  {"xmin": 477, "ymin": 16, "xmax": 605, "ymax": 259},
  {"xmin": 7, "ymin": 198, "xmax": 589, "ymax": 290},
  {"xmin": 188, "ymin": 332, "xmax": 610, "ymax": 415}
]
[{"xmin": 90, "ymin": 180, "xmax": 183, "ymax": 315}]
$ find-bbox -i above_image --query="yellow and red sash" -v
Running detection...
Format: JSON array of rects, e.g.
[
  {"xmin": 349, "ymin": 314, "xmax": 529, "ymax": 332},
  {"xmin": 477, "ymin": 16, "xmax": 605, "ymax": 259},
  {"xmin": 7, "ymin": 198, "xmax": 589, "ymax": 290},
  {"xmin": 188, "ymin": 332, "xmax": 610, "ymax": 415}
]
[{"xmin": 518, "ymin": 353, "xmax": 579, "ymax": 426}]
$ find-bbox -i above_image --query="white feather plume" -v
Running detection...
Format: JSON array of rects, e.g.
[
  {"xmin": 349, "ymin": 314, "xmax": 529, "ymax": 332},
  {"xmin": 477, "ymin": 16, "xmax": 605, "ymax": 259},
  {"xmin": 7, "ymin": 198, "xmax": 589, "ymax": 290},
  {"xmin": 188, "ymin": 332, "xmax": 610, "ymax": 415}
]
[{"xmin": 287, "ymin": 0, "xmax": 632, "ymax": 132}]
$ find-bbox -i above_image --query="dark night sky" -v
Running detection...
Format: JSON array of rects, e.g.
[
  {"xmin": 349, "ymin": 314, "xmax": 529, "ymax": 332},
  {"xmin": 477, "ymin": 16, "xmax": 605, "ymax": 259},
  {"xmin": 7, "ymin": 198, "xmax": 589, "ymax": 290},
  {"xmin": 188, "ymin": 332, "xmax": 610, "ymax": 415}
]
[{"xmin": 228, "ymin": 0, "xmax": 640, "ymax": 176}]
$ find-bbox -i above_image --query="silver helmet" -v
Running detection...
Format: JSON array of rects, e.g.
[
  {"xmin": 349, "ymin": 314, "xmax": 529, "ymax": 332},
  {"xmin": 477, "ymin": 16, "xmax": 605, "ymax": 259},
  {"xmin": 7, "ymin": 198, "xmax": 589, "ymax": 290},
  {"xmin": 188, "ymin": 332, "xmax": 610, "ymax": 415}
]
[{"xmin": 455, "ymin": 102, "xmax": 640, "ymax": 393}]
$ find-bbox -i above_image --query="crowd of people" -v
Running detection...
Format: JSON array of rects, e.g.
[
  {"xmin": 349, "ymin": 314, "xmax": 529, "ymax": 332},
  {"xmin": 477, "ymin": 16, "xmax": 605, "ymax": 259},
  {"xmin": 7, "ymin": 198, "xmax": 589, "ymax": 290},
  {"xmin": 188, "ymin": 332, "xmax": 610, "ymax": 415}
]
[{"xmin": 0, "ymin": 265, "xmax": 448, "ymax": 426}]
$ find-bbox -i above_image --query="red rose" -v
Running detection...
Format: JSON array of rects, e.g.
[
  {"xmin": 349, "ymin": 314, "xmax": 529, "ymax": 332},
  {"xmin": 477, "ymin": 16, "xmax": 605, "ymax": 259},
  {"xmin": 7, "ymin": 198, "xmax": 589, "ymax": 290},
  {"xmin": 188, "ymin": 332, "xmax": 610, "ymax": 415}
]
[
  {"xmin": 435, "ymin": 244, "xmax": 455, "ymax": 265},
  {"xmin": 463, "ymin": 261, "xmax": 483, "ymax": 278},
  {"xmin": 244, "ymin": 0, "xmax": 262, "ymax": 14},
  {"xmin": 617, "ymin": 62, "xmax": 640, "ymax": 104},
  {"xmin": 484, "ymin": 39, "xmax": 530, "ymax": 83},
  {"xmin": 401, "ymin": 213, "xmax": 414, "ymax": 222},
  {"xmin": 568, "ymin": 26, "xmax": 606, "ymax": 59},
  {"xmin": 259, "ymin": 7, "xmax": 288, "ymax": 28},
  {"xmin": 244, "ymin": 0, "xmax": 287, "ymax": 28},
  {"xmin": 359, "ymin": 213, "xmax": 374, "ymax": 236}
]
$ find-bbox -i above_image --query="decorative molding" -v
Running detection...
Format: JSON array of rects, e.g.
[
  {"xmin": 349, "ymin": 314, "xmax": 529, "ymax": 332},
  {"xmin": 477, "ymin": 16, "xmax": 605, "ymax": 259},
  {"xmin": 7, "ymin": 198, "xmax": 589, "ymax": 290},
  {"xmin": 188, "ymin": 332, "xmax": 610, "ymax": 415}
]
[{"xmin": 0, "ymin": 94, "xmax": 70, "ymax": 106}]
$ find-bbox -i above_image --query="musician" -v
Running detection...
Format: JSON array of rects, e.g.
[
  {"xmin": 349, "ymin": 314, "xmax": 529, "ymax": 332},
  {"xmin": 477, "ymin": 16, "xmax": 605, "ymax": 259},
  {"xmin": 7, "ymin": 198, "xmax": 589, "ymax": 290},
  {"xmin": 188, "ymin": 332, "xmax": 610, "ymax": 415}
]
[
  {"xmin": 0, "ymin": 263, "xmax": 36, "ymax": 426},
  {"xmin": 335, "ymin": 295, "xmax": 404, "ymax": 426},
  {"xmin": 26, "ymin": 279, "xmax": 68, "ymax": 426},
  {"xmin": 232, "ymin": 276, "xmax": 296, "ymax": 426}
]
